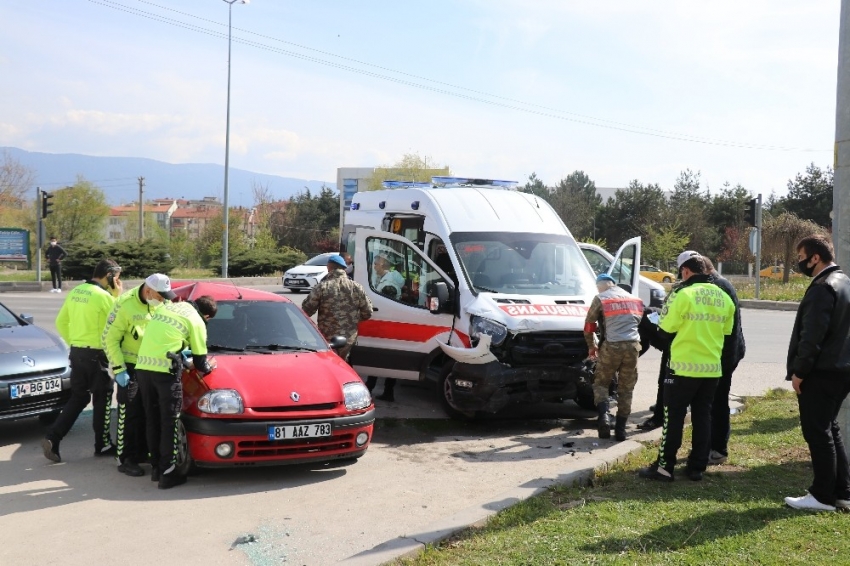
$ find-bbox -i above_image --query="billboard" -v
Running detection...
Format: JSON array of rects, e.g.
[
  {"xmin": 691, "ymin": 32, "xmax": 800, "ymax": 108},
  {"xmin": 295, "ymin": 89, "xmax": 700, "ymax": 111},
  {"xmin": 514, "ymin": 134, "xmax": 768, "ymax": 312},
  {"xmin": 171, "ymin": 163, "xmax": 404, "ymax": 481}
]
[{"xmin": 0, "ymin": 228, "xmax": 30, "ymax": 262}]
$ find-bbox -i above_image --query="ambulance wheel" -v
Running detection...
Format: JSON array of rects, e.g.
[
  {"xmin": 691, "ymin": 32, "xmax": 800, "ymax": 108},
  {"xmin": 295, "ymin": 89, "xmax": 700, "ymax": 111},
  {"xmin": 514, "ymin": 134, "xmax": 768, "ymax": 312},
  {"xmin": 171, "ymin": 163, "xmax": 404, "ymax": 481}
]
[
  {"xmin": 438, "ymin": 362, "xmax": 477, "ymax": 421},
  {"xmin": 575, "ymin": 383, "xmax": 597, "ymax": 411},
  {"xmin": 175, "ymin": 419, "xmax": 198, "ymax": 476}
]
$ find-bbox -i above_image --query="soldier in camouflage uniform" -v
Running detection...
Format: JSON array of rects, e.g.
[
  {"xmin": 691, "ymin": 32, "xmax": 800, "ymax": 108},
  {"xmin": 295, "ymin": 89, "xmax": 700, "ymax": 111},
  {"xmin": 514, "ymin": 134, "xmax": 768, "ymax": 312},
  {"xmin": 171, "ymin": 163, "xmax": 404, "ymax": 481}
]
[
  {"xmin": 584, "ymin": 273, "xmax": 644, "ymax": 441},
  {"xmin": 302, "ymin": 254, "xmax": 373, "ymax": 361}
]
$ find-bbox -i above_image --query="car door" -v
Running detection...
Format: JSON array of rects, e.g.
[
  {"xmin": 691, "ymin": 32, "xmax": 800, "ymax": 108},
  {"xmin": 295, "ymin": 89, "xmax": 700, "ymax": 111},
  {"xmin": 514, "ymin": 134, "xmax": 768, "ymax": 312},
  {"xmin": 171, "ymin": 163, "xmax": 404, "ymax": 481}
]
[
  {"xmin": 350, "ymin": 229, "xmax": 455, "ymax": 381},
  {"xmin": 607, "ymin": 236, "xmax": 641, "ymax": 298}
]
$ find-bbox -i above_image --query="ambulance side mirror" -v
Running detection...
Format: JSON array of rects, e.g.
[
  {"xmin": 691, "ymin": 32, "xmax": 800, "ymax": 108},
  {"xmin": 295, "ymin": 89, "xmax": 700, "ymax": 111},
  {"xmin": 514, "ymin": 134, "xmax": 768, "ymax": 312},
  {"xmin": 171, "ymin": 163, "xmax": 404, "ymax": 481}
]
[{"xmin": 429, "ymin": 282, "xmax": 452, "ymax": 314}]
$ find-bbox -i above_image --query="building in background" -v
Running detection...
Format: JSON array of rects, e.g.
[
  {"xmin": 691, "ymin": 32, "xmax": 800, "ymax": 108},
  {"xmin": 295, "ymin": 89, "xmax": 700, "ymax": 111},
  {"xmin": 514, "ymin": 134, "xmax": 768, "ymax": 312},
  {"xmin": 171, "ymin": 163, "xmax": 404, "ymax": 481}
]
[{"xmin": 105, "ymin": 200, "xmax": 178, "ymax": 242}]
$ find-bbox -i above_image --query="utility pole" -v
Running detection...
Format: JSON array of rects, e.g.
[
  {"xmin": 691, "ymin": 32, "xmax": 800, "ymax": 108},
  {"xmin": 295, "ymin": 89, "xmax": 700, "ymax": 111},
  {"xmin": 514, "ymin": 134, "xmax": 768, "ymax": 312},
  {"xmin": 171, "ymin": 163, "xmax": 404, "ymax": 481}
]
[
  {"xmin": 36, "ymin": 187, "xmax": 42, "ymax": 285},
  {"xmin": 835, "ymin": 0, "xmax": 850, "ymax": 458},
  {"xmin": 138, "ymin": 176, "xmax": 145, "ymax": 240}
]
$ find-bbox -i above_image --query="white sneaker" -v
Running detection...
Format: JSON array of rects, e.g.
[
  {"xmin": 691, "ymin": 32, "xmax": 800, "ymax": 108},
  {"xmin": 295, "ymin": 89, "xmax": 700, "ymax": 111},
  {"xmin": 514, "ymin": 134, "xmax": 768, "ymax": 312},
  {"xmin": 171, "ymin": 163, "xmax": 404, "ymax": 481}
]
[
  {"xmin": 784, "ymin": 493, "xmax": 836, "ymax": 511},
  {"xmin": 49, "ymin": 288, "xmax": 56, "ymax": 293},
  {"xmin": 56, "ymin": 288, "xmax": 61, "ymax": 293},
  {"xmin": 707, "ymin": 450, "xmax": 727, "ymax": 465}
]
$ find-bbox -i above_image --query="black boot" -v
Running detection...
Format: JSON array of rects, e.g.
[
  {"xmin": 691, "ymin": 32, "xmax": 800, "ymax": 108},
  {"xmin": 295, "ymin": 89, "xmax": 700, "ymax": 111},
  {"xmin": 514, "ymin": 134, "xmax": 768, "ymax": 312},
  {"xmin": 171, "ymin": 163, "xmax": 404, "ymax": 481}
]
[
  {"xmin": 615, "ymin": 417, "xmax": 627, "ymax": 441},
  {"xmin": 365, "ymin": 376, "xmax": 377, "ymax": 392},
  {"xmin": 596, "ymin": 402, "xmax": 611, "ymax": 439}
]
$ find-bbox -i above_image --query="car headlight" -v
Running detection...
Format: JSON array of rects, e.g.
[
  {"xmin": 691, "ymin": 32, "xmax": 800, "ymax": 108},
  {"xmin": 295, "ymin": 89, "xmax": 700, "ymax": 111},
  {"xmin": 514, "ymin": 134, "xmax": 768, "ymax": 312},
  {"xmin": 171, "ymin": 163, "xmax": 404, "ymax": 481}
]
[
  {"xmin": 469, "ymin": 315, "xmax": 508, "ymax": 347},
  {"xmin": 308, "ymin": 270, "xmax": 325, "ymax": 277},
  {"xmin": 198, "ymin": 389, "xmax": 244, "ymax": 414},
  {"xmin": 343, "ymin": 381, "xmax": 372, "ymax": 411}
]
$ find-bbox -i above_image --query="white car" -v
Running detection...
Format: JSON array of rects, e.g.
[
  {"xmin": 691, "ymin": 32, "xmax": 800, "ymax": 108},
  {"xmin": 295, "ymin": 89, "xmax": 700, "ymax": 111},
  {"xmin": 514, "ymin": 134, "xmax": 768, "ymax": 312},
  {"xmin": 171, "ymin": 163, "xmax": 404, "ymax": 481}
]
[
  {"xmin": 282, "ymin": 252, "xmax": 337, "ymax": 293},
  {"xmin": 579, "ymin": 242, "xmax": 666, "ymax": 308}
]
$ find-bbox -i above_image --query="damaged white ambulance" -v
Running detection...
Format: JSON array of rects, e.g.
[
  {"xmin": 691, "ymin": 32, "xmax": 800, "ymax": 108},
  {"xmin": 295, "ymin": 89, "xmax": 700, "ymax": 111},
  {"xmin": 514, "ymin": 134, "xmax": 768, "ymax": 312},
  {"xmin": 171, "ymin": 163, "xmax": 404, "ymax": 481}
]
[{"xmin": 342, "ymin": 177, "xmax": 640, "ymax": 419}]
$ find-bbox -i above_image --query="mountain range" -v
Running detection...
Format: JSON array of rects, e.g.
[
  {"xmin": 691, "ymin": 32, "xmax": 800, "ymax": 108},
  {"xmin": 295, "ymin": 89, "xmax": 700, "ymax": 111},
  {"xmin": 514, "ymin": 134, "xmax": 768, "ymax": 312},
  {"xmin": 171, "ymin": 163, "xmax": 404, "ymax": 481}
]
[{"xmin": 3, "ymin": 147, "xmax": 335, "ymax": 206}]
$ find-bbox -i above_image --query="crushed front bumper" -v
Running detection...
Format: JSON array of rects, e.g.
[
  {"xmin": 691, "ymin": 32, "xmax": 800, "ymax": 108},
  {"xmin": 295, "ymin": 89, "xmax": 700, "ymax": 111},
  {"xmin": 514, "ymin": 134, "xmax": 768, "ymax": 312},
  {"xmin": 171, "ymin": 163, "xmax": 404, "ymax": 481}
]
[{"xmin": 447, "ymin": 360, "xmax": 593, "ymax": 413}]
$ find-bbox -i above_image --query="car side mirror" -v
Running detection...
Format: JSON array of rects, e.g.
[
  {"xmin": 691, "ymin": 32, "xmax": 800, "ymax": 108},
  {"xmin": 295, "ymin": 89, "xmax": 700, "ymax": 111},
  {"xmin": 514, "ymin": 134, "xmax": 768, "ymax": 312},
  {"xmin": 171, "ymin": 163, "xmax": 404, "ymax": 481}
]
[
  {"xmin": 329, "ymin": 335, "xmax": 348, "ymax": 350},
  {"xmin": 429, "ymin": 282, "xmax": 452, "ymax": 314},
  {"xmin": 20, "ymin": 313, "xmax": 34, "ymax": 325},
  {"xmin": 617, "ymin": 283, "xmax": 633, "ymax": 294}
]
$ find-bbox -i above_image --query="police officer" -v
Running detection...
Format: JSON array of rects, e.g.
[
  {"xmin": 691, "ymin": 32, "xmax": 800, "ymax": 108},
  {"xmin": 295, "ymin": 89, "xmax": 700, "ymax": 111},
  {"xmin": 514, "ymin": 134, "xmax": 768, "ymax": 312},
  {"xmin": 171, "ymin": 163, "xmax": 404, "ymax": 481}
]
[
  {"xmin": 135, "ymin": 296, "xmax": 217, "ymax": 489},
  {"xmin": 101, "ymin": 273, "xmax": 176, "ymax": 477},
  {"xmin": 584, "ymin": 273, "xmax": 644, "ymax": 441},
  {"xmin": 639, "ymin": 254, "xmax": 736, "ymax": 482},
  {"xmin": 302, "ymin": 254, "xmax": 373, "ymax": 362},
  {"xmin": 42, "ymin": 259, "xmax": 123, "ymax": 463}
]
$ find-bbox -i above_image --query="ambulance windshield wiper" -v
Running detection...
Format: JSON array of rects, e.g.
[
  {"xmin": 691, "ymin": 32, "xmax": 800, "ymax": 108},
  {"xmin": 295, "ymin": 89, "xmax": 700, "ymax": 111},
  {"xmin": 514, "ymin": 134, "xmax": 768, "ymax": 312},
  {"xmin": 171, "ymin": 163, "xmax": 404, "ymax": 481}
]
[
  {"xmin": 475, "ymin": 286, "xmax": 499, "ymax": 293},
  {"xmin": 207, "ymin": 344, "xmax": 246, "ymax": 352},
  {"xmin": 245, "ymin": 343, "xmax": 318, "ymax": 352}
]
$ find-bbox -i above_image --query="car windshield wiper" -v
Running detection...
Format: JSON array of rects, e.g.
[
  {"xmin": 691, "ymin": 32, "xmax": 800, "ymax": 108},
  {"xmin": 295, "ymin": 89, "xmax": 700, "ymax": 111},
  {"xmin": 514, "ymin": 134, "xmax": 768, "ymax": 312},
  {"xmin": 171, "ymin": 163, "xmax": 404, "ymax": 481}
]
[
  {"xmin": 245, "ymin": 343, "xmax": 318, "ymax": 352},
  {"xmin": 207, "ymin": 344, "xmax": 246, "ymax": 352},
  {"xmin": 474, "ymin": 286, "xmax": 500, "ymax": 293}
]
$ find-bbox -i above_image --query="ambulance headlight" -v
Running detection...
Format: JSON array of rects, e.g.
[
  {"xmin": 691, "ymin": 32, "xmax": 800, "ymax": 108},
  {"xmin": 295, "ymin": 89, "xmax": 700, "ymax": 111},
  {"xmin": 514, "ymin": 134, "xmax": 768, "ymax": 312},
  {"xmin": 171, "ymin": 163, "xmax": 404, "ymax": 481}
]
[
  {"xmin": 198, "ymin": 389, "xmax": 244, "ymax": 414},
  {"xmin": 469, "ymin": 316, "xmax": 508, "ymax": 347}
]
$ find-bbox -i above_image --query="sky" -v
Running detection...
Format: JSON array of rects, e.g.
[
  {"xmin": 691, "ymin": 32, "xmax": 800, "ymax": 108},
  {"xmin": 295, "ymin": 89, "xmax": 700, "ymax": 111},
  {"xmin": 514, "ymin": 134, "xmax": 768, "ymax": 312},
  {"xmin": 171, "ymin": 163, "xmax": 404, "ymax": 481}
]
[{"xmin": 0, "ymin": 1, "xmax": 841, "ymax": 199}]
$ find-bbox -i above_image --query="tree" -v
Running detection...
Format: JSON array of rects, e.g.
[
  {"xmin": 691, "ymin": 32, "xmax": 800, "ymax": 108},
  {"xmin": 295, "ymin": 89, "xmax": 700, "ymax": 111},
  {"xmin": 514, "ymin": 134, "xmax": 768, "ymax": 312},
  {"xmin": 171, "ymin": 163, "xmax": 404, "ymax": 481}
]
[
  {"xmin": 249, "ymin": 181, "xmax": 284, "ymax": 252},
  {"xmin": 43, "ymin": 177, "xmax": 110, "ymax": 243},
  {"xmin": 666, "ymin": 170, "xmax": 719, "ymax": 257},
  {"xmin": 365, "ymin": 153, "xmax": 450, "ymax": 191},
  {"xmin": 196, "ymin": 209, "xmax": 248, "ymax": 268},
  {"xmin": 783, "ymin": 163, "xmax": 833, "ymax": 228},
  {"xmin": 599, "ymin": 180, "xmax": 668, "ymax": 250},
  {"xmin": 123, "ymin": 210, "xmax": 168, "ymax": 243},
  {"xmin": 549, "ymin": 171, "xmax": 602, "ymax": 240},
  {"xmin": 762, "ymin": 212, "xmax": 826, "ymax": 282},
  {"xmin": 275, "ymin": 186, "xmax": 339, "ymax": 254},
  {"xmin": 643, "ymin": 225, "xmax": 691, "ymax": 268},
  {"xmin": 709, "ymin": 182, "xmax": 753, "ymax": 272},
  {"xmin": 0, "ymin": 150, "xmax": 34, "ymax": 209},
  {"xmin": 518, "ymin": 172, "xmax": 549, "ymax": 200}
]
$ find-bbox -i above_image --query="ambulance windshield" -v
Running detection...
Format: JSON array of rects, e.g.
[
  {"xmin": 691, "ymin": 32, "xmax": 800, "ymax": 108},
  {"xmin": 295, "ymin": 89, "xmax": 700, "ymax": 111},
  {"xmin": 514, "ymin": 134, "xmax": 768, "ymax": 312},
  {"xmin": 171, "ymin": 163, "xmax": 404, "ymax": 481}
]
[{"xmin": 451, "ymin": 232, "xmax": 597, "ymax": 297}]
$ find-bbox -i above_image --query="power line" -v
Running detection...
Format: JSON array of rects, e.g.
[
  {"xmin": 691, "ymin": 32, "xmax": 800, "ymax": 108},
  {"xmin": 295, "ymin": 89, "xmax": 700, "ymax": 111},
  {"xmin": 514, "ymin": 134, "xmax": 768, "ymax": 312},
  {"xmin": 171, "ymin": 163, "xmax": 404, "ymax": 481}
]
[{"xmin": 88, "ymin": 0, "xmax": 829, "ymax": 153}]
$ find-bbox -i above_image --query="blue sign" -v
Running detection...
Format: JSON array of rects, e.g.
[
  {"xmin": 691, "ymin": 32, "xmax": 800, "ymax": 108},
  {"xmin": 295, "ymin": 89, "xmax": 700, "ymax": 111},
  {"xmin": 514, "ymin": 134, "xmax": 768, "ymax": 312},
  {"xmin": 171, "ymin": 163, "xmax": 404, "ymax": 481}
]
[{"xmin": 0, "ymin": 228, "xmax": 29, "ymax": 262}]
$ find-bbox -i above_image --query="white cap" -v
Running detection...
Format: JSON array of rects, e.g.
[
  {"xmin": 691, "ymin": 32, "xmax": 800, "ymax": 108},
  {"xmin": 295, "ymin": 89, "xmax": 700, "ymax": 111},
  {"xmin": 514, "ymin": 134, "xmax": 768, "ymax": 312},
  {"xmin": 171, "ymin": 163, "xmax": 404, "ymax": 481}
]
[
  {"xmin": 145, "ymin": 273, "xmax": 176, "ymax": 300},
  {"xmin": 676, "ymin": 250, "xmax": 700, "ymax": 269}
]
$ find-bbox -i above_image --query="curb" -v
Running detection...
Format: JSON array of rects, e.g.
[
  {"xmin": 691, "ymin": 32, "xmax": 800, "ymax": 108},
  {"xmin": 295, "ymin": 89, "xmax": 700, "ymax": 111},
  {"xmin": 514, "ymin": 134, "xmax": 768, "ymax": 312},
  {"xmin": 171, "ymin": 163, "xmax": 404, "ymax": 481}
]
[
  {"xmin": 739, "ymin": 299, "xmax": 799, "ymax": 312},
  {"xmin": 342, "ymin": 398, "xmax": 747, "ymax": 566},
  {"xmin": 341, "ymin": 434, "xmax": 654, "ymax": 566}
]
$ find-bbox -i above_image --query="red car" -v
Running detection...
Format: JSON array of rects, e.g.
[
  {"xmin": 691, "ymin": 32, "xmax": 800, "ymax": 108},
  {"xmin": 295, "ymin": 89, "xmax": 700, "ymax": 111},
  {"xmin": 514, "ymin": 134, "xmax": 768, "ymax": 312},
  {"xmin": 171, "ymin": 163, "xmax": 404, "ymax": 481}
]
[{"xmin": 170, "ymin": 282, "xmax": 374, "ymax": 472}]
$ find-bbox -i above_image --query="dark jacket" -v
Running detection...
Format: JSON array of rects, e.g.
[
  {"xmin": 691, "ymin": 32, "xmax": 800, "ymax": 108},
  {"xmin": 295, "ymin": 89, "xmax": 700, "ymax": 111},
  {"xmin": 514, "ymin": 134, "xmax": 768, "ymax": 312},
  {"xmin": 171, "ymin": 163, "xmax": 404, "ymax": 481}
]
[
  {"xmin": 45, "ymin": 243, "xmax": 67, "ymax": 265},
  {"xmin": 709, "ymin": 272, "xmax": 746, "ymax": 375},
  {"xmin": 786, "ymin": 265, "xmax": 850, "ymax": 380}
]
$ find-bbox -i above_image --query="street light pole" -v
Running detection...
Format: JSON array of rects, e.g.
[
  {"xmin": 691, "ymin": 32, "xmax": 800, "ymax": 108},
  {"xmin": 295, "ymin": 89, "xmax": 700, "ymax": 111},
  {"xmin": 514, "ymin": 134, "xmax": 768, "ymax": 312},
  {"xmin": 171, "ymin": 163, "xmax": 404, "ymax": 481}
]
[{"xmin": 221, "ymin": 0, "xmax": 248, "ymax": 278}]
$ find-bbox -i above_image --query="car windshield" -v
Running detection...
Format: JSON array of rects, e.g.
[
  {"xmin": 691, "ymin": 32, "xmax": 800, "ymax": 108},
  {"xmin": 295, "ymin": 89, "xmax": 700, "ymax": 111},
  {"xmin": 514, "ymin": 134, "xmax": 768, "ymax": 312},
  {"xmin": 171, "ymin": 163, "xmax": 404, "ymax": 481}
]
[
  {"xmin": 0, "ymin": 303, "xmax": 21, "ymax": 327},
  {"xmin": 304, "ymin": 254, "xmax": 331, "ymax": 267},
  {"xmin": 451, "ymin": 232, "xmax": 597, "ymax": 296},
  {"xmin": 205, "ymin": 301, "xmax": 327, "ymax": 351}
]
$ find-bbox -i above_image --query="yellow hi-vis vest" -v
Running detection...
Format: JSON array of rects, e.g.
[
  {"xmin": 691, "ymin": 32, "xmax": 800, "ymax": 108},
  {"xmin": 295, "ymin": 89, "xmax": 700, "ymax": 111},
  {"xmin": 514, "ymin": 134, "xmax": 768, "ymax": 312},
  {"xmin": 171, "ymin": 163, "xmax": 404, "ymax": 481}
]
[
  {"xmin": 659, "ymin": 282, "xmax": 735, "ymax": 377},
  {"xmin": 135, "ymin": 301, "xmax": 208, "ymax": 374}
]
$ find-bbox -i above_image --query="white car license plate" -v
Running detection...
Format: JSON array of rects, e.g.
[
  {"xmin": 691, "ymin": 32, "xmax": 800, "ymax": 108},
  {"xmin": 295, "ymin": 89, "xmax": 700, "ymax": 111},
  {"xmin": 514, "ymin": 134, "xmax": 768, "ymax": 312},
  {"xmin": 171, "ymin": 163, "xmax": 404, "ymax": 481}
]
[
  {"xmin": 11, "ymin": 378, "xmax": 62, "ymax": 399},
  {"xmin": 268, "ymin": 423, "xmax": 332, "ymax": 441},
  {"xmin": 285, "ymin": 278, "xmax": 307, "ymax": 286}
]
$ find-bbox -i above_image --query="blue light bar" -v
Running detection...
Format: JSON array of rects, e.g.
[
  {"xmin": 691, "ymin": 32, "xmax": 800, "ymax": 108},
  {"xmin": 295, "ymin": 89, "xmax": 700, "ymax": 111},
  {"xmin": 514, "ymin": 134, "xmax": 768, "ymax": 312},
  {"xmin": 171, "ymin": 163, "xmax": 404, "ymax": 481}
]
[
  {"xmin": 430, "ymin": 176, "xmax": 518, "ymax": 188},
  {"xmin": 382, "ymin": 181, "xmax": 432, "ymax": 189}
]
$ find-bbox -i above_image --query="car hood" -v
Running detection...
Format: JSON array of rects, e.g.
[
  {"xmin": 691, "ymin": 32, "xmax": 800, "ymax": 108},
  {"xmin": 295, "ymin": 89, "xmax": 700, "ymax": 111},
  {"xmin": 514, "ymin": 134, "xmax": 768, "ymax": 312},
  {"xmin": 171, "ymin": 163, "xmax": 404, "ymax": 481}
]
[
  {"xmin": 201, "ymin": 351, "xmax": 359, "ymax": 409},
  {"xmin": 285, "ymin": 266, "xmax": 327, "ymax": 276},
  {"xmin": 464, "ymin": 292, "xmax": 593, "ymax": 333},
  {"xmin": 0, "ymin": 325, "xmax": 69, "ymax": 377}
]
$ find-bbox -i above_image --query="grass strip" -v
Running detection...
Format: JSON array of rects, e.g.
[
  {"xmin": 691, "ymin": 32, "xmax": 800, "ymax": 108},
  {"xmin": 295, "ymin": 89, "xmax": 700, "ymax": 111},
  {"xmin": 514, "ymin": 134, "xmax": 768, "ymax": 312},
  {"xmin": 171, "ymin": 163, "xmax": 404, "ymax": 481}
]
[{"xmin": 399, "ymin": 389, "xmax": 849, "ymax": 566}]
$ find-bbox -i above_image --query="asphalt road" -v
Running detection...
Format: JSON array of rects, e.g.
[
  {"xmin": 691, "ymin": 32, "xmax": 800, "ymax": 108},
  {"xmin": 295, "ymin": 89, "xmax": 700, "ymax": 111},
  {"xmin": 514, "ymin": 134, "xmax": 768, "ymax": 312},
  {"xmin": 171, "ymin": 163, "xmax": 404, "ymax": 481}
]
[{"xmin": 0, "ymin": 287, "xmax": 795, "ymax": 565}]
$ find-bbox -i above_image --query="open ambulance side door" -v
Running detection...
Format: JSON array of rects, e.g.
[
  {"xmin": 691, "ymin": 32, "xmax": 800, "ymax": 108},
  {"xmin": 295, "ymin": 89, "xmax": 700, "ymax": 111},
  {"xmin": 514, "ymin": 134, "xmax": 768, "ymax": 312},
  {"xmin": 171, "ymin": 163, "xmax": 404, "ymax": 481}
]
[
  {"xmin": 350, "ymin": 229, "xmax": 456, "ymax": 381},
  {"xmin": 607, "ymin": 236, "xmax": 641, "ymax": 298}
]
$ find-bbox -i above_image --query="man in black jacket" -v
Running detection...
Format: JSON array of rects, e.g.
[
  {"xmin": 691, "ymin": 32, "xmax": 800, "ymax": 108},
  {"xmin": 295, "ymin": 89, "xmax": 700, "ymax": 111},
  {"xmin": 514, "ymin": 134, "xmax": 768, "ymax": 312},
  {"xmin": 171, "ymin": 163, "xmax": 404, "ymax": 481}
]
[
  {"xmin": 45, "ymin": 237, "xmax": 67, "ymax": 293},
  {"xmin": 784, "ymin": 235, "xmax": 850, "ymax": 512}
]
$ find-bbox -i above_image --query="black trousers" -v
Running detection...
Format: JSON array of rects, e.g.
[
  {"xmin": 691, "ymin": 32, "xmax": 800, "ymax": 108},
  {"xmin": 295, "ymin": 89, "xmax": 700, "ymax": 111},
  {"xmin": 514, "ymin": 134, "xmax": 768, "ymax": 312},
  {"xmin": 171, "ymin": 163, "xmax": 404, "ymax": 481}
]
[
  {"xmin": 650, "ymin": 349, "xmax": 670, "ymax": 423},
  {"xmin": 710, "ymin": 371, "xmax": 733, "ymax": 456},
  {"xmin": 657, "ymin": 374, "xmax": 719, "ymax": 473},
  {"xmin": 49, "ymin": 347, "xmax": 114, "ymax": 450},
  {"xmin": 365, "ymin": 376, "xmax": 396, "ymax": 394},
  {"xmin": 49, "ymin": 263, "xmax": 62, "ymax": 289},
  {"xmin": 116, "ymin": 364, "xmax": 147, "ymax": 464},
  {"xmin": 137, "ymin": 369, "xmax": 183, "ymax": 475},
  {"xmin": 797, "ymin": 375, "xmax": 850, "ymax": 506}
]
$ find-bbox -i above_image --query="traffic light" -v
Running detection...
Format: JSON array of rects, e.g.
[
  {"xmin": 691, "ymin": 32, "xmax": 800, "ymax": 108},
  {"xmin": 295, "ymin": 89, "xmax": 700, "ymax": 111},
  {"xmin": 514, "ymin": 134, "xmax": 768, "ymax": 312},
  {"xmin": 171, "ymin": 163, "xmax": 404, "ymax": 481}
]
[
  {"xmin": 744, "ymin": 197, "xmax": 757, "ymax": 227},
  {"xmin": 42, "ymin": 192, "xmax": 54, "ymax": 218}
]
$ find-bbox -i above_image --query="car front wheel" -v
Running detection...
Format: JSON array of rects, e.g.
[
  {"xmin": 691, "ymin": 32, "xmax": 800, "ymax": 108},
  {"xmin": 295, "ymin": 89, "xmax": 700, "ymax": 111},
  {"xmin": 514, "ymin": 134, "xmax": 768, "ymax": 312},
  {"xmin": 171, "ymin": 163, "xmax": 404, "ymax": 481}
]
[
  {"xmin": 662, "ymin": 276, "xmax": 672, "ymax": 283},
  {"xmin": 175, "ymin": 419, "xmax": 198, "ymax": 476}
]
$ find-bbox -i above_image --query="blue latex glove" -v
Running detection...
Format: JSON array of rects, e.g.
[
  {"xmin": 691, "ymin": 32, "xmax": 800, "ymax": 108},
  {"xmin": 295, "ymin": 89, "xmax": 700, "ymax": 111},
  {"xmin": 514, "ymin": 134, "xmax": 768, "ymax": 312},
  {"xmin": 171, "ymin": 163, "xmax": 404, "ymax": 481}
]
[
  {"xmin": 114, "ymin": 370, "xmax": 130, "ymax": 387},
  {"xmin": 181, "ymin": 349, "xmax": 192, "ymax": 364}
]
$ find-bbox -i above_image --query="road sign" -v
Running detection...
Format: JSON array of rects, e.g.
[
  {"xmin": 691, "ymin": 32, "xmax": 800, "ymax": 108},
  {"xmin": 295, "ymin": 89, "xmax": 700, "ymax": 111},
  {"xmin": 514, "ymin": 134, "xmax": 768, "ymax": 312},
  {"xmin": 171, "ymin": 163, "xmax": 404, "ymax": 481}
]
[{"xmin": 748, "ymin": 228, "xmax": 760, "ymax": 255}]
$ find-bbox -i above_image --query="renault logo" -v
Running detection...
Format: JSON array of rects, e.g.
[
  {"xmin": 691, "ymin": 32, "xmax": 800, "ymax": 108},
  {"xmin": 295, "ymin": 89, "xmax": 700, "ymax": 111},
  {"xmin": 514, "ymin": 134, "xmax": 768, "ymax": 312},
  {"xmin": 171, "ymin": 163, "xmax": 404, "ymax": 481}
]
[
  {"xmin": 290, "ymin": 391, "xmax": 300, "ymax": 402},
  {"xmin": 22, "ymin": 356, "xmax": 35, "ymax": 367}
]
